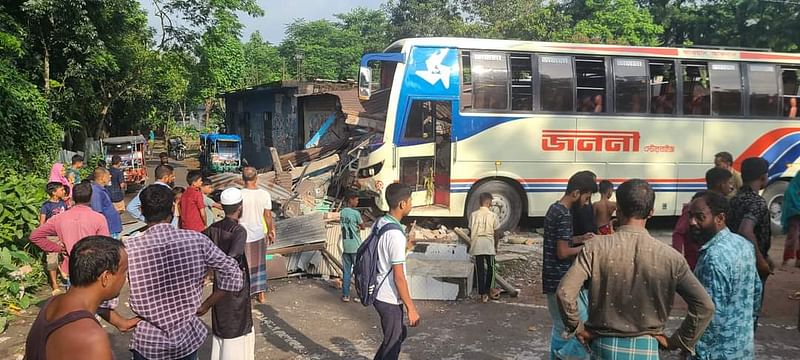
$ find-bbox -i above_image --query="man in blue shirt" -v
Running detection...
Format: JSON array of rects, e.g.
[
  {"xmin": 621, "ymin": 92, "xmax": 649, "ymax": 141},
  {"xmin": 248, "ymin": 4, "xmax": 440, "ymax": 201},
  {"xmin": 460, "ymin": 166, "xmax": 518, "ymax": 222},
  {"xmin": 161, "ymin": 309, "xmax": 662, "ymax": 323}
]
[
  {"xmin": 688, "ymin": 191, "xmax": 762, "ymax": 359},
  {"xmin": 91, "ymin": 167, "xmax": 123, "ymax": 239},
  {"xmin": 127, "ymin": 164, "xmax": 175, "ymax": 223}
]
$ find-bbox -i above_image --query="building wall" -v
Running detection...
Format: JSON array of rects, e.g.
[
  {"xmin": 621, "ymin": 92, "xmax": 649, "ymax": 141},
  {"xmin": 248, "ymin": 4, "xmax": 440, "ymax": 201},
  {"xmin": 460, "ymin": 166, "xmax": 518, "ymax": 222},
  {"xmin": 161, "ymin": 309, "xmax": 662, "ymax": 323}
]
[
  {"xmin": 224, "ymin": 87, "xmax": 299, "ymax": 169},
  {"xmin": 300, "ymin": 94, "xmax": 347, "ymax": 147}
]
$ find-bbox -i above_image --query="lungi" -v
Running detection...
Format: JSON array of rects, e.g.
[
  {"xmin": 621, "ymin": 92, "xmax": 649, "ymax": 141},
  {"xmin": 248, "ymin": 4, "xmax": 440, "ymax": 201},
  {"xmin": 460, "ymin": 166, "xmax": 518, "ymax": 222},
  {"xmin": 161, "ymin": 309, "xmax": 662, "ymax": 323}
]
[
  {"xmin": 245, "ymin": 239, "xmax": 267, "ymax": 295},
  {"xmin": 589, "ymin": 335, "xmax": 659, "ymax": 360},
  {"xmin": 546, "ymin": 289, "xmax": 589, "ymax": 360},
  {"xmin": 211, "ymin": 327, "xmax": 255, "ymax": 360}
]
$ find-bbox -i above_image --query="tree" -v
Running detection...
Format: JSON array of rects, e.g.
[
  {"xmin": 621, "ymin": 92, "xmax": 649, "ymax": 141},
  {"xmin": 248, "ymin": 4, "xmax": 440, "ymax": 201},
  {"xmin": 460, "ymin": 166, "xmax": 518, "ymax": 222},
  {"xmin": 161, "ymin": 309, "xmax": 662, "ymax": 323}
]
[
  {"xmin": 0, "ymin": 13, "xmax": 62, "ymax": 176},
  {"xmin": 459, "ymin": 0, "xmax": 573, "ymax": 41},
  {"xmin": 279, "ymin": 19, "xmax": 364, "ymax": 81},
  {"xmin": 571, "ymin": 0, "xmax": 663, "ymax": 45},
  {"xmin": 191, "ymin": 11, "xmax": 248, "ymax": 125},
  {"xmin": 243, "ymin": 32, "xmax": 284, "ymax": 86},
  {"xmin": 384, "ymin": 0, "xmax": 465, "ymax": 39},
  {"xmin": 335, "ymin": 7, "xmax": 392, "ymax": 52},
  {"xmin": 149, "ymin": 0, "xmax": 264, "ymax": 50}
]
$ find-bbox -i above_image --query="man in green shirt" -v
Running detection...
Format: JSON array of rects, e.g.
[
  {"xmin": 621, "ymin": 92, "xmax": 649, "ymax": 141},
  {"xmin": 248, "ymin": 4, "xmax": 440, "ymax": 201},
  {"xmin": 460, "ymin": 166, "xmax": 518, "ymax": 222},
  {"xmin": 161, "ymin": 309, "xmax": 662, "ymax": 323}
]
[{"xmin": 340, "ymin": 191, "xmax": 364, "ymax": 302}]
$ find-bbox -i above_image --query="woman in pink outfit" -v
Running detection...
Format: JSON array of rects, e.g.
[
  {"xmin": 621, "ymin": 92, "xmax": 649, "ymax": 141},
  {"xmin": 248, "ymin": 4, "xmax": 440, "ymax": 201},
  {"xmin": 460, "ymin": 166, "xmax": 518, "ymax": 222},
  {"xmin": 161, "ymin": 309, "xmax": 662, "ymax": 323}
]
[{"xmin": 49, "ymin": 163, "xmax": 72, "ymax": 202}]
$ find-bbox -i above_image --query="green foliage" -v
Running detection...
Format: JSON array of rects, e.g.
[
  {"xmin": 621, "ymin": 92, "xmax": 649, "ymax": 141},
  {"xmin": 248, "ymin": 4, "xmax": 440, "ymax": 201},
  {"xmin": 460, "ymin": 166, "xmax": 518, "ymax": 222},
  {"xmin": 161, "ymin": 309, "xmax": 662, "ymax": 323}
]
[
  {"xmin": 384, "ymin": 0, "xmax": 464, "ymax": 39},
  {"xmin": 0, "ymin": 174, "xmax": 48, "ymax": 330},
  {"xmin": 335, "ymin": 7, "xmax": 392, "ymax": 52},
  {"xmin": 572, "ymin": 0, "xmax": 663, "ymax": 45},
  {"xmin": 279, "ymin": 19, "xmax": 365, "ymax": 81},
  {"xmin": 243, "ymin": 32, "xmax": 284, "ymax": 85},
  {"xmin": 0, "ymin": 59, "xmax": 63, "ymax": 177}
]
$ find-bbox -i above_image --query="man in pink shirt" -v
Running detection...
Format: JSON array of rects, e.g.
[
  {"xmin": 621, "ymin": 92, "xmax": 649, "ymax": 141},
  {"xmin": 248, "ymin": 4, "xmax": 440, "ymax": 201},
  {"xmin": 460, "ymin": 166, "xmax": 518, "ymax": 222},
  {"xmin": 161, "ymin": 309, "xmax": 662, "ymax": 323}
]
[{"xmin": 30, "ymin": 182, "xmax": 110, "ymax": 276}]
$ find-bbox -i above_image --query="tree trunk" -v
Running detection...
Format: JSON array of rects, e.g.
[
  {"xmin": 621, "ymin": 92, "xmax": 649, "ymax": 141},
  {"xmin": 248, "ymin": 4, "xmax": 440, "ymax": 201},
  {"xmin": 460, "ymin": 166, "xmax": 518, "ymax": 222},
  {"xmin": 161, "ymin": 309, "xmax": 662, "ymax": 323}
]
[
  {"xmin": 43, "ymin": 45, "xmax": 50, "ymax": 98},
  {"xmin": 204, "ymin": 98, "xmax": 213, "ymax": 126},
  {"xmin": 96, "ymin": 102, "xmax": 110, "ymax": 140}
]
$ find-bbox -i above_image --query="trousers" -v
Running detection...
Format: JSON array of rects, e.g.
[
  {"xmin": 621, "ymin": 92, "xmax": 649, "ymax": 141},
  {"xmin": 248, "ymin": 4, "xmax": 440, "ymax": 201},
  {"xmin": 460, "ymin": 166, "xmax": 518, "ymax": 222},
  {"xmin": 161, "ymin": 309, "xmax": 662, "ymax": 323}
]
[
  {"xmin": 373, "ymin": 300, "xmax": 407, "ymax": 360},
  {"xmin": 475, "ymin": 255, "xmax": 495, "ymax": 295}
]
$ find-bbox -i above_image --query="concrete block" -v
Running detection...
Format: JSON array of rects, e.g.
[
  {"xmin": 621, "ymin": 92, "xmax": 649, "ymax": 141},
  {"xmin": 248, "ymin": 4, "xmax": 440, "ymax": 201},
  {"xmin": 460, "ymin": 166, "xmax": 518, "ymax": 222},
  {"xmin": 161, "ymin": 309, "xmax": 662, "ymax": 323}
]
[
  {"xmin": 406, "ymin": 258, "xmax": 474, "ymax": 300},
  {"xmin": 409, "ymin": 242, "xmax": 469, "ymax": 261}
]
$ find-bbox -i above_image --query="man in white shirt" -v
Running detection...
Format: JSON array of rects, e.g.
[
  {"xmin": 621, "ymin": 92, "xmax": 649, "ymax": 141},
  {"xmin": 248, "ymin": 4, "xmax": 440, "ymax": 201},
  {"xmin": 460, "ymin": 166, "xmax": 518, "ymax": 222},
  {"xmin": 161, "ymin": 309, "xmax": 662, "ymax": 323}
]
[
  {"xmin": 373, "ymin": 183, "xmax": 420, "ymax": 360},
  {"xmin": 238, "ymin": 166, "xmax": 275, "ymax": 304}
]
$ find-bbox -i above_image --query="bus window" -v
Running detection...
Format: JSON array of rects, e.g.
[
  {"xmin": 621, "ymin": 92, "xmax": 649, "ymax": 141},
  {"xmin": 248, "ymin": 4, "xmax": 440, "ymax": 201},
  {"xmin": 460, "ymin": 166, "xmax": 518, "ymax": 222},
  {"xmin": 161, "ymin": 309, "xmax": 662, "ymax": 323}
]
[
  {"xmin": 538, "ymin": 55, "xmax": 573, "ymax": 112},
  {"xmin": 649, "ymin": 60, "xmax": 676, "ymax": 115},
  {"xmin": 682, "ymin": 62, "xmax": 710, "ymax": 116},
  {"xmin": 614, "ymin": 58, "xmax": 647, "ymax": 114},
  {"xmin": 710, "ymin": 62, "xmax": 742, "ymax": 116},
  {"xmin": 575, "ymin": 57, "xmax": 606, "ymax": 113},
  {"xmin": 403, "ymin": 100, "xmax": 435, "ymax": 142},
  {"xmin": 471, "ymin": 52, "xmax": 509, "ymax": 110},
  {"xmin": 748, "ymin": 64, "xmax": 779, "ymax": 117},
  {"xmin": 460, "ymin": 51, "xmax": 472, "ymax": 111},
  {"xmin": 782, "ymin": 67, "xmax": 800, "ymax": 118},
  {"xmin": 510, "ymin": 53, "xmax": 533, "ymax": 111}
]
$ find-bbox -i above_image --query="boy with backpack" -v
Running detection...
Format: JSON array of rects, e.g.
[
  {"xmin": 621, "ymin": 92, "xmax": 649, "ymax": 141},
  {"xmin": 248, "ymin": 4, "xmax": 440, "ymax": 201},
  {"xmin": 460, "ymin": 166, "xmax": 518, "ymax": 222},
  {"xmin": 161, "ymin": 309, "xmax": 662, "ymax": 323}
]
[{"xmin": 354, "ymin": 183, "xmax": 420, "ymax": 360}]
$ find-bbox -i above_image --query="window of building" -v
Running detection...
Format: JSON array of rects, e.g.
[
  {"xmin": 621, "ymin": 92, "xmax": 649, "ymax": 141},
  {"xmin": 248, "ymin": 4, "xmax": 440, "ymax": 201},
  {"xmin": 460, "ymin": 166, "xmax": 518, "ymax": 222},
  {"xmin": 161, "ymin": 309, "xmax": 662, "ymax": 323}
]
[
  {"xmin": 782, "ymin": 67, "xmax": 800, "ymax": 118},
  {"xmin": 748, "ymin": 64, "xmax": 779, "ymax": 117},
  {"xmin": 649, "ymin": 60, "xmax": 676, "ymax": 114},
  {"xmin": 614, "ymin": 58, "xmax": 647, "ymax": 114},
  {"xmin": 709, "ymin": 62, "xmax": 742, "ymax": 117},
  {"xmin": 471, "ymin": 51, "xmax": 509, "ymax": 110},
  {"xmin": 575, "ymin": 57, "xmax": 606, "ymax": 113},
  {"xmin": 510, "ymin": 53, "xmax": 533, "ymax": 111},
  {"xmin": 403, "ymin": 100, "xmax": 435, "ymax": 142},
  {"xmin": 538, "ymin": 55, "xmax": 573, "ymax": 112},
  {"xmin": 682, "ymin": 62, "xmax": 710, "ymax": 116}
]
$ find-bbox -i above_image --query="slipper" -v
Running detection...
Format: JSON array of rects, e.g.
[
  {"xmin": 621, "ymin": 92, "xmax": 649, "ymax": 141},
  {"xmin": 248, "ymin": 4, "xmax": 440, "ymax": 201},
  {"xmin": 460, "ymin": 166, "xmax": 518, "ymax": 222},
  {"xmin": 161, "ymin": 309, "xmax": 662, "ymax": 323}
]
[{"xmin": 789, "ymin": 291, "xmax": 800, "ymax": 301}]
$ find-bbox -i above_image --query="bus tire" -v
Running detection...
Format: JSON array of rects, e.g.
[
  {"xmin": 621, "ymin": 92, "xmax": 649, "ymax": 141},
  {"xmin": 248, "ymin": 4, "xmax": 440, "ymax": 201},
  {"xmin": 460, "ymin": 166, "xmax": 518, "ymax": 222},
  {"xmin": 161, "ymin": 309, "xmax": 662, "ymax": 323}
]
[
  {"xmin": 466, "ymin": 180, "xmax": 523, "ymax": 233},
  {"xmin": 763, "ymin": 180, "xmax": 788, "ymax": 235}
]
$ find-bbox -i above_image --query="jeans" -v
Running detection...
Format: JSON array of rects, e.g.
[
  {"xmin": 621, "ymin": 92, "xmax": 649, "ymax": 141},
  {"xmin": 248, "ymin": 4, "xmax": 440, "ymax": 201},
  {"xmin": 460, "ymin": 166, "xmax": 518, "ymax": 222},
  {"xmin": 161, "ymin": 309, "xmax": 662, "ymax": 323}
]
[
  {"xmin": 474, "ymin": 255, "xmax": 495, "ymax": 295},
  {"xmin": 546, "ymin": 289, "xmax": 589, "ymax": 360},
  {"xmin": 342, "ymin": 253, "xmax": 357, "ymax": 298},
  {"xmin": 373, "ymin": 300, "xmax": 406, "ymax": 360},
  {"xmin": 132, "ymin": 350, "xmax": 197, "ymax": 360}
]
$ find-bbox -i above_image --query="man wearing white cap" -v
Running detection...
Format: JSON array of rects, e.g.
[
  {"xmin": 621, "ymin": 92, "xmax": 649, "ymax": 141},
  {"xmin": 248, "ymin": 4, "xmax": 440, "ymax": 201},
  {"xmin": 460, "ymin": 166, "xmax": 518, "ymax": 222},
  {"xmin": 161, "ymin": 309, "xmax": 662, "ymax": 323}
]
[{"xmin": 202, "ymin": 188, "xmax": 254, "ymax": 360}]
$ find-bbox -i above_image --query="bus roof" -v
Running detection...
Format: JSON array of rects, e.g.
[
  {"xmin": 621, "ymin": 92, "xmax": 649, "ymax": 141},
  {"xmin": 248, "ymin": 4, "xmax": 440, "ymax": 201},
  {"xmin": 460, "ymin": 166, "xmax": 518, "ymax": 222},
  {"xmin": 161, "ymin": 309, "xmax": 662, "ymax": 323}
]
[
  {"xmin": 102, "ymin": 135, "xmax": 147, "ymax": 145},
  {"xmin": 388, "ymin": 37, "xmax": 800, "ymax": 64}
]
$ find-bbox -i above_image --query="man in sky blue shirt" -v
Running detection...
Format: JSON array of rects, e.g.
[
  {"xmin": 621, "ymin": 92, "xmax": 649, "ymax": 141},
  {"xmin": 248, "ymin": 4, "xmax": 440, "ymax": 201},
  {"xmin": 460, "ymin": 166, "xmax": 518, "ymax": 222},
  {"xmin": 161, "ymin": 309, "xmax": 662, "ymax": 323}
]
[
  {"xmin": 688, "ymin": 191, "xmax": 762, "ymax": 360},
  {"xmin": 90, "ymin": 167, "xmax": 123, "ymax": 238},
  {"xmin": 127, "ymin": 164, "xmax": 175, "ymax": 222}
]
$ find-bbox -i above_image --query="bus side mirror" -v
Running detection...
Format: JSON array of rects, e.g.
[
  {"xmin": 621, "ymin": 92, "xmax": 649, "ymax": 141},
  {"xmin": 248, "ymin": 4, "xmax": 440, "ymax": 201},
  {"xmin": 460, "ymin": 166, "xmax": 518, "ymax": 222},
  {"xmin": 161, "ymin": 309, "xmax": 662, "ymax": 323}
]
[{"xmin": 359, "ymin": 66, "xmax": 372, "ymax": 100}]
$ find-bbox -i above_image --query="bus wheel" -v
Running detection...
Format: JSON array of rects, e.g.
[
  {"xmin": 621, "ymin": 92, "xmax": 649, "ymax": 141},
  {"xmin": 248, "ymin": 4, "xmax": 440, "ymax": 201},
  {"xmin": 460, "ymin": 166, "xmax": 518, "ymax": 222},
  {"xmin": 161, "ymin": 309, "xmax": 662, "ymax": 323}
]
[
  {"xmin": 467, "ymin": 180, "xmax": 523, "ymax": 233},
  {"xmin": 763, "ymin": 180, "xmax": 788, "ymax": 235}
]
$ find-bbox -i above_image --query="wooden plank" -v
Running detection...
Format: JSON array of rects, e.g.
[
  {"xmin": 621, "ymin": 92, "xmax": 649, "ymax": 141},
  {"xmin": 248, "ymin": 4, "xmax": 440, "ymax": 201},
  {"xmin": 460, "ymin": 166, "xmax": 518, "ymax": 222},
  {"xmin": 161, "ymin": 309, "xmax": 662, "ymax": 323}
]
[
  {"xmin": 270, "ymin": 147, "xmax": 283, "ymax": 174},
  {"xmin": 495, "ymin": 274, "xmax": 520, "ymax": 298},
  {"xmin": 266, "ymin": 242, "xmax": 325, "ymax": 256},
  {"xmin": 321, "ymin": 249, "xmax": 344, "ymax": 276}
]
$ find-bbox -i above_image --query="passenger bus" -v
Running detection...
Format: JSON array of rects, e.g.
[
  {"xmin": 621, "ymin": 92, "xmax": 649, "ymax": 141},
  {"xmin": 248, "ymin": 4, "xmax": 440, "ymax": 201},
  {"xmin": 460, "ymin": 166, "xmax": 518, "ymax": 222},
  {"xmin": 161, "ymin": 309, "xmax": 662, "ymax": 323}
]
[{"xmin": 355, "ymin": 38, "xmax": 800, "ymax": 232}]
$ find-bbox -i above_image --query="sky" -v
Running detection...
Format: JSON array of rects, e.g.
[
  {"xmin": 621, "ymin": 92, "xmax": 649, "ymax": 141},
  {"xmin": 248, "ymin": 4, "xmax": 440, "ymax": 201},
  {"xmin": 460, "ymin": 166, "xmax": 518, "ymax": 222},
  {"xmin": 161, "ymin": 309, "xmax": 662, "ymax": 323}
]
[{"xmin": 139, "ymin": 0, "xmax": 383, "ymax": 44}]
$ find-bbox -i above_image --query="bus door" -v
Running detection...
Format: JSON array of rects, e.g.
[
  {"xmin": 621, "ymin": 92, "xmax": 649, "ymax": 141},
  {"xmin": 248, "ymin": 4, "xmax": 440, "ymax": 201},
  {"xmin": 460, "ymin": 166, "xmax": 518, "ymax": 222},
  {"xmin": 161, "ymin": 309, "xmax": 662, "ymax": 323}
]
[{"xmin": 396, "ymin": 99, "xmax": 453, "ymax": 208}]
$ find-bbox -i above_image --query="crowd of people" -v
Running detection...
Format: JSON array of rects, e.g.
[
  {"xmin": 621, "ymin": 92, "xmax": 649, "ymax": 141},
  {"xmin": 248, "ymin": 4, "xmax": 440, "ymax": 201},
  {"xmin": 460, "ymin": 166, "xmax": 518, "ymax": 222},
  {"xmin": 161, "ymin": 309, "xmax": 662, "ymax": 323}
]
[{"xmin": 20, "ymin": 148, "xmax": 792, "ymax": 360}]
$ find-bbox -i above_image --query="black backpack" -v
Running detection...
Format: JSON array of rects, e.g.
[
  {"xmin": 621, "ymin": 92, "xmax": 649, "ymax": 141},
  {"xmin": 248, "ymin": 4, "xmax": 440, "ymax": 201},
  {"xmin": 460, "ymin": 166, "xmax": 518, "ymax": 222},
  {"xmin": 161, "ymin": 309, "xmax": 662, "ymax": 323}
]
[{"xmin": 353, "ymin": 221, "xmax": 403, "ymax": 306}]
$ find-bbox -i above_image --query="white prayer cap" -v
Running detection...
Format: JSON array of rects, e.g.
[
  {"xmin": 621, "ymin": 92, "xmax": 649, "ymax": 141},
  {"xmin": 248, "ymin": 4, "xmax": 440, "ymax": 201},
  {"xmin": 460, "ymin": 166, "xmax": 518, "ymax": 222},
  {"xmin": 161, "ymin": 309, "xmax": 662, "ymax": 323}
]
[{"xmin": 220, "ymin": 188, "xmax": 243, "ymax": 205}]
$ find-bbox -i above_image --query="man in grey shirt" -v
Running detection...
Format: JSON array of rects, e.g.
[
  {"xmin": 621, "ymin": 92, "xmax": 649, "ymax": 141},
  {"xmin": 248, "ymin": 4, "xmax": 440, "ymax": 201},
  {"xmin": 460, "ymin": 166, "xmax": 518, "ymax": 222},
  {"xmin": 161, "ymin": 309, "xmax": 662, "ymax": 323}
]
[{"xmin": 557, "ymin": 179, "xmax": 714, "ymax": 358}]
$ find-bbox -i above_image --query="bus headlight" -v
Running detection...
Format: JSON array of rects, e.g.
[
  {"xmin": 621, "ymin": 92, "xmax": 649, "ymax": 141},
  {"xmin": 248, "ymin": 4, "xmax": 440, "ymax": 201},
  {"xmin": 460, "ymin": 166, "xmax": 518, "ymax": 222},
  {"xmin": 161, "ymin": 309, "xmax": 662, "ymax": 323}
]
[{"xmin": 358, "ymin": 161, "xmax": 384, "ymax": 179}]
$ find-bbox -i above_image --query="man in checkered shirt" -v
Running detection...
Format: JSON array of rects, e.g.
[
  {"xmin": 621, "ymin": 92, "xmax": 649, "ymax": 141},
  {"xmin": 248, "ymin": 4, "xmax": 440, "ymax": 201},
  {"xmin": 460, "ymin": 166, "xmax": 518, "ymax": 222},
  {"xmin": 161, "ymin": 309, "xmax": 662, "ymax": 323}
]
[{"xmin": 103, "ymin": 184, "xmax": 243, "ymax": 360}]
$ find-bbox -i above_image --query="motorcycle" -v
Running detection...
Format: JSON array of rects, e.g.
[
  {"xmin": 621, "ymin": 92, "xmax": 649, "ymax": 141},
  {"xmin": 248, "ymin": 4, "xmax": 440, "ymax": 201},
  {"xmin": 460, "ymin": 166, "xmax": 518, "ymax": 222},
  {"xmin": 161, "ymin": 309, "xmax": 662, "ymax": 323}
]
[{"xmin": 168, "ymin": 137, "xmax": 186, "ymax": 161}]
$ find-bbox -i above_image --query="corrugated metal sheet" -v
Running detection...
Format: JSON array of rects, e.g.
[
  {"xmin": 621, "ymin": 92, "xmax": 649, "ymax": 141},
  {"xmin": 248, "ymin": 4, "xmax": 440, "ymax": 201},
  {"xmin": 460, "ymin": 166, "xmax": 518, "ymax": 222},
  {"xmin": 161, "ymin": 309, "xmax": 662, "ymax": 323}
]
[
  {"xmin": 271, "ymin": 212, "xmax": 326, "ymax": 250},
  {"xmin": 292, "ymin": 223, "xmax": 373, "ymax": 277}
]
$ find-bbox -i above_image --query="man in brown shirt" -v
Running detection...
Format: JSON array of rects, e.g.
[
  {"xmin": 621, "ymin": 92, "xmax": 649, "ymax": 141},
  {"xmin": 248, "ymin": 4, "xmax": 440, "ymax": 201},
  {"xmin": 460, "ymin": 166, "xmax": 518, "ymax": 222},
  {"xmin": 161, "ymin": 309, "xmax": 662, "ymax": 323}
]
[{"xmin": 557, "ymin": 179, "xmax": 714, "ymax": 358}]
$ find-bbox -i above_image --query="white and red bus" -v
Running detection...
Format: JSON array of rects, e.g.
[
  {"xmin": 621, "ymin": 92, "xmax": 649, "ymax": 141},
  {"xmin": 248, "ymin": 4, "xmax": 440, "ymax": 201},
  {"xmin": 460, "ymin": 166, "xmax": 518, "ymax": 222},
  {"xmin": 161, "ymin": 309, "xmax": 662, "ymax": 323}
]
[{"xmin": 355, "ymin": 38, "xmax": 800, "ymax": 232}]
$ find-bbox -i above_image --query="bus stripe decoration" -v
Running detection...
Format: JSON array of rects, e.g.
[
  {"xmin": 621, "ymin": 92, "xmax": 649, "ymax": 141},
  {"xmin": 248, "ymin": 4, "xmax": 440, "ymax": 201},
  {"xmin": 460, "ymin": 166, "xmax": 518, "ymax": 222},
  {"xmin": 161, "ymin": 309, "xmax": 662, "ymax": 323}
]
[
  {"xmin": 734, "ymin": 128, "xmax": 800, "ymax": 180},
  {"xmin": 449, "ymin": 179, "xmax": 707, "ymax": 193}
]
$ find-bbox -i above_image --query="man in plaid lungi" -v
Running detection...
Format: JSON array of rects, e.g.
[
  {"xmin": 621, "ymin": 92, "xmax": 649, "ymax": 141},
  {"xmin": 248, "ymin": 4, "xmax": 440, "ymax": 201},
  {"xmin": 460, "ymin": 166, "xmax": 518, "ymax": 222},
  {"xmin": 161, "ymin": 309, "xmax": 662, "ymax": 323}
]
[{"xmin": 557, "ymin": 180, "xmax": 714, "ymax": 359}]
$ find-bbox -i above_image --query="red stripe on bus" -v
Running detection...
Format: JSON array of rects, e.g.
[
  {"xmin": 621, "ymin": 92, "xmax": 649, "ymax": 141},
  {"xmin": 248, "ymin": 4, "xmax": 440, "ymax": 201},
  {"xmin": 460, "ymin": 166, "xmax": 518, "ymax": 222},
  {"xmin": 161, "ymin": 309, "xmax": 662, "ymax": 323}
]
[
  {"xmin": 549, "ymin": 45, "xmax": 679, "ymax": 56},
  {"xmin": 740, "ymin": 52, "xmax": 800, "ymax": 61},
  {"xmin": 733, "ymin": 128, "xmax": 800, "ymax": 169}
]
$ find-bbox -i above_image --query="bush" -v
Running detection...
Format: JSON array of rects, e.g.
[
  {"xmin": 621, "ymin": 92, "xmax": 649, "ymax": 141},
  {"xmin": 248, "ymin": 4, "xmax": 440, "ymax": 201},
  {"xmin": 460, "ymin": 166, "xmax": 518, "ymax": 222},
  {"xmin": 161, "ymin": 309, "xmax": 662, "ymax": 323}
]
[{"xmin": 0, "ymin": 173, "xmax": 48, "ymax": 332}]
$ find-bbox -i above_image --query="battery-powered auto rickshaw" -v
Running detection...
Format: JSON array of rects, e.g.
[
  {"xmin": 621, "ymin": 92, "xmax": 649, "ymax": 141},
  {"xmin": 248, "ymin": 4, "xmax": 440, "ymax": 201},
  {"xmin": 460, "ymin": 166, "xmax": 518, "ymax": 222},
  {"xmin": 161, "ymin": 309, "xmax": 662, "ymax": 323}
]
[
  {"xmin": 102, "ymin": 135, "xmax": 147, "ymax": 185},
  {"xmin": 200, "ymin": 133, "xmax": 242, "ymax": 173}
]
